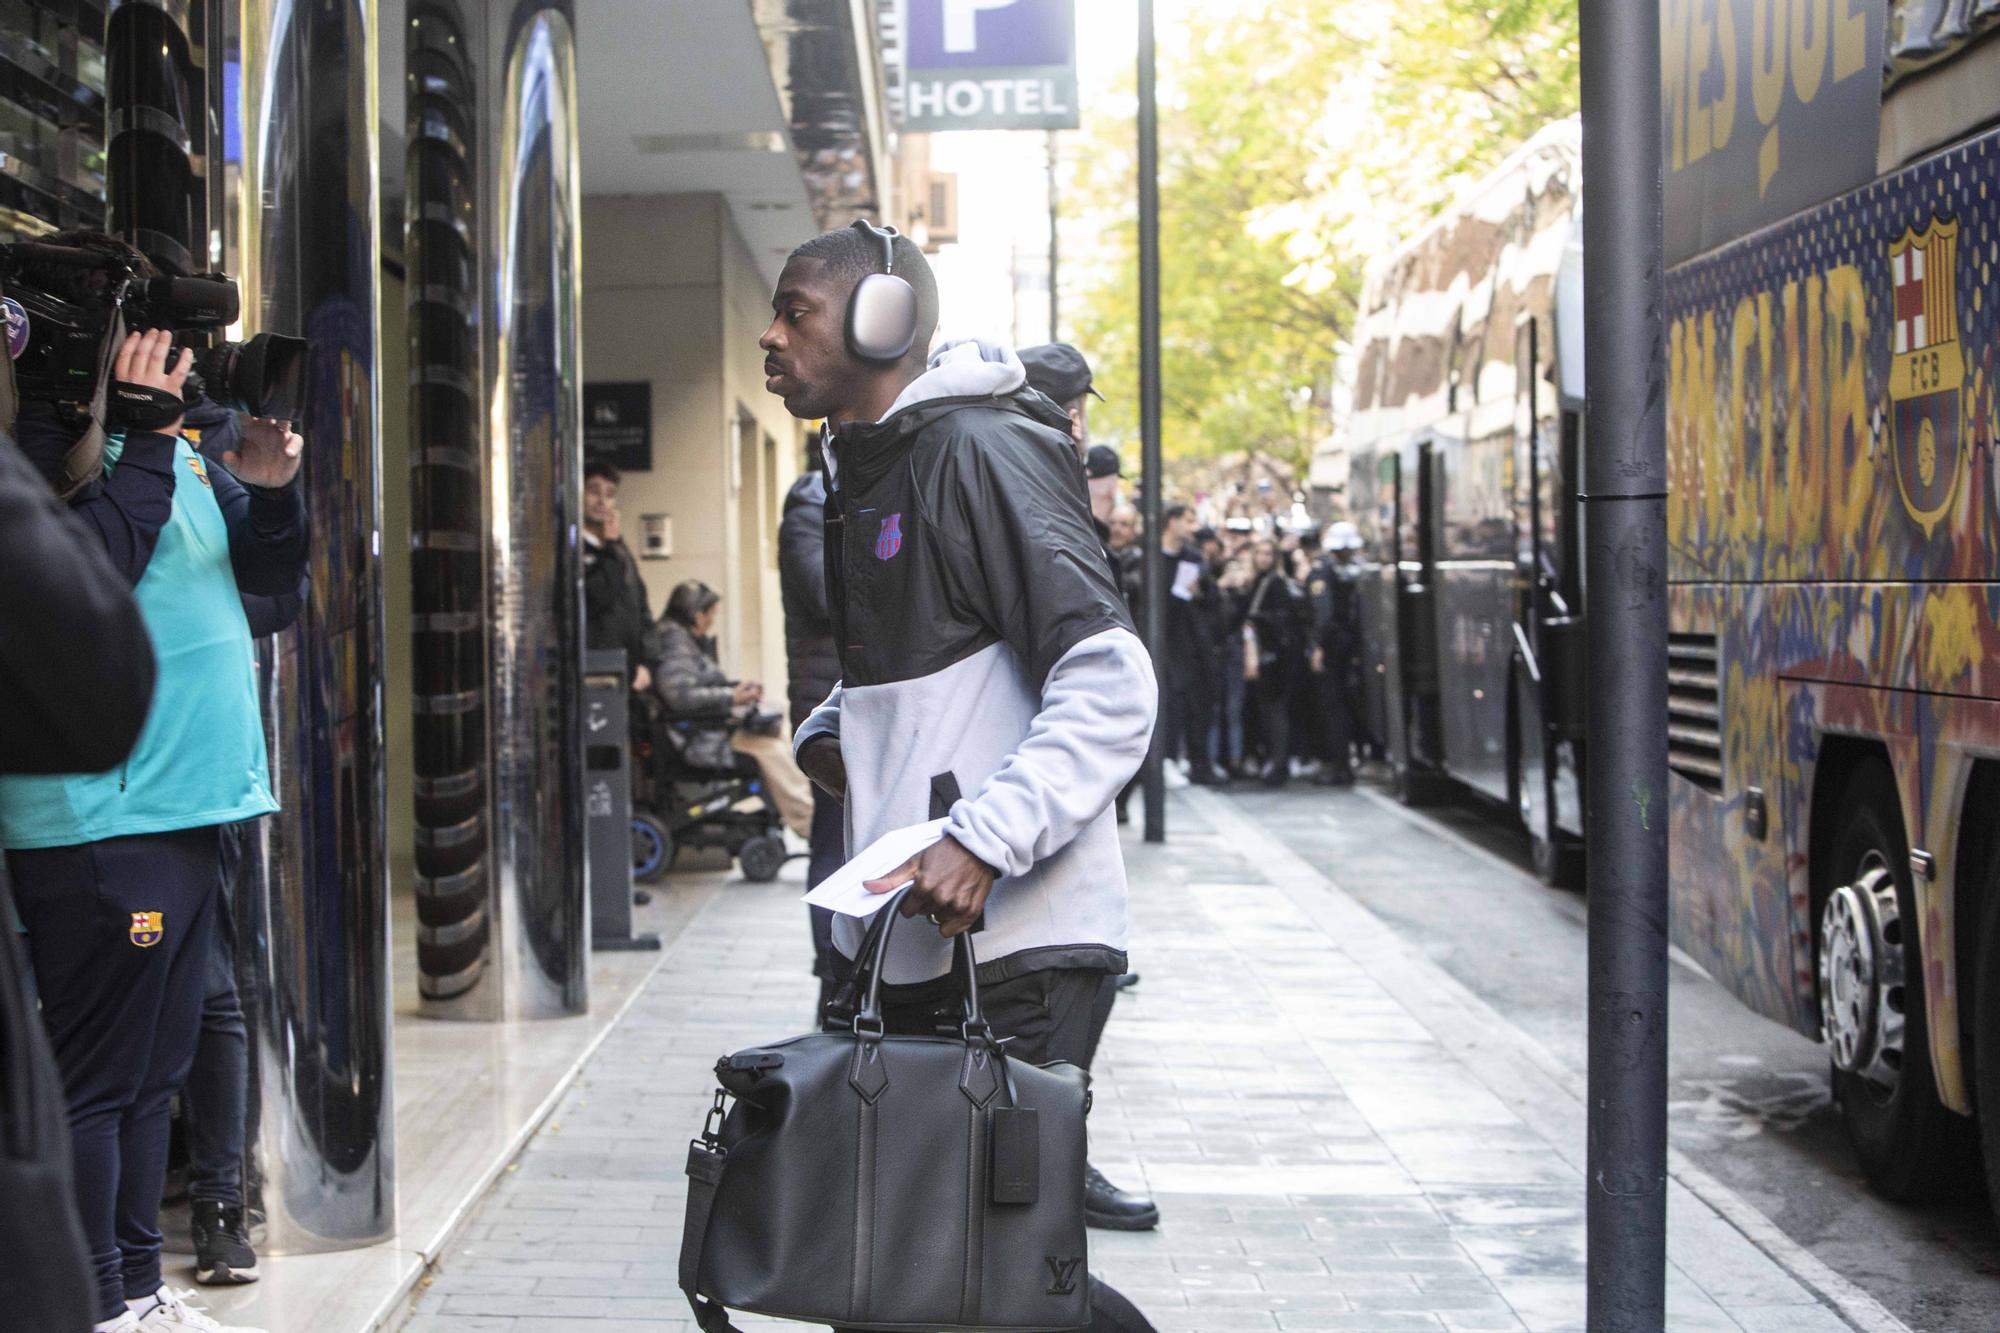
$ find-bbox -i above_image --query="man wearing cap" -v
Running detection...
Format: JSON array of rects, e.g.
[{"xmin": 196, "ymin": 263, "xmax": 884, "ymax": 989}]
[
  {"xmin": 1308, "ymin": 521, "xmax": 1365, "ymax": 785},
  {"xmin": 1084, "ymin": 445, "xmax": 1122, "ymax": 548},
  {"xmin": 1019, "ymin": 342, "xmax": 1104, "ymax": 462},
  {"xmin": 1021, "ymin": 342, "xmax": 1162, "ymax": 1232}
]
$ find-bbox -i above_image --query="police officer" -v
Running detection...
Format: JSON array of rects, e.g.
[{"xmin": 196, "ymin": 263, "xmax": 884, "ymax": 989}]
[{"xmin": 1308, "ymin": 520, "xmax": 1365, "ymax": 786}]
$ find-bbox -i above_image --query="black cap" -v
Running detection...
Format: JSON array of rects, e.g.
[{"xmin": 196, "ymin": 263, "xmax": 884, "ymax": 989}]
[
  {"xmin": 1085, "ymin": 444, "xmax": 1121, "ymax": 479},
  {"xmin": 1020, "ymin": 343, "xmax": 1105, "ymax": 405}
]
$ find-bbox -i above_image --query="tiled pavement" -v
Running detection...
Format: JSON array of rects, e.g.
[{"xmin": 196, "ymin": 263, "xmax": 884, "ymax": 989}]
[{"xmin": 398, "ymin": 791, "xmax": 1897, "ymax": 1333}]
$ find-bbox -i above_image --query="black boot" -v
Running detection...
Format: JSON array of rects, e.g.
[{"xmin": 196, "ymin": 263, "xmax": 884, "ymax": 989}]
[
  {"xmin": 1085, "ymin": 1164, "xmax": 1160, "ymax": 1231},
  {"xmin": 191, "ymin": 1199, "xmax": 260, "ymax": 1285}
]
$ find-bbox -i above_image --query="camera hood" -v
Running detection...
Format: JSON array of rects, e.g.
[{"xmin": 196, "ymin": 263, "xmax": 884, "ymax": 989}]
[{"xmin": 194, "ymin": 332, "xmax": 308, "ymax": 420}]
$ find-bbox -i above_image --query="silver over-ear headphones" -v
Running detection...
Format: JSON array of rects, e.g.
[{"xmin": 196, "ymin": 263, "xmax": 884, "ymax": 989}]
[{"xmin": 844, "ymin": 220, "xmax": 919, "ymax": 364}]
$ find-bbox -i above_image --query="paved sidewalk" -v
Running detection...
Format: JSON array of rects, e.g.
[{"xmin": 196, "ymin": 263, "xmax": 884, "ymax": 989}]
[{"xmin": 400, "ymin": 792, "xmax": 1897, "ymax": 1333}]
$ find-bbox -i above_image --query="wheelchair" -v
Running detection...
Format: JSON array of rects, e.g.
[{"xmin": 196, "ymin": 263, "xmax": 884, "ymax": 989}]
[{"xmin": 628, "ymin": 691, "xmax": 790, "ymax": 885}]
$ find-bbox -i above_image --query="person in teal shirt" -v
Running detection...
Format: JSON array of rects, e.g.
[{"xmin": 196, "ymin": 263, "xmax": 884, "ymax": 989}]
[{"xmin": 3, "ymin": 298, "xmax": 306, "ymax": 1333}]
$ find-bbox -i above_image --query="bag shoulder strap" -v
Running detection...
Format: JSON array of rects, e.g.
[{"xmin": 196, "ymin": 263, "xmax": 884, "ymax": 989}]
[{"xmin": 680, "ymin": 1141, "xmax": 745, "ymax": 1333}]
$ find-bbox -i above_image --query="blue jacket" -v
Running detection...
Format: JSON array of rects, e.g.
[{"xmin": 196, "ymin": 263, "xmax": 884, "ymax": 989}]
[{"xmin": 0, "ymin": 406, "xmax": 308, "ymax": 848}]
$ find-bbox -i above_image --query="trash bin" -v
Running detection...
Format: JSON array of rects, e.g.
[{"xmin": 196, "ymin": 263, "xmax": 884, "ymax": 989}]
[{"xmin": 585, "ymin": 650, "xmax": 658, "ymax": 951}]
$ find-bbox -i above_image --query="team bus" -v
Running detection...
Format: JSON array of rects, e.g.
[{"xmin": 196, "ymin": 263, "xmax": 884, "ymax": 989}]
[{"xmin": 1328, "ymin": 4, "xmax": 2000, "ymax": 1210}]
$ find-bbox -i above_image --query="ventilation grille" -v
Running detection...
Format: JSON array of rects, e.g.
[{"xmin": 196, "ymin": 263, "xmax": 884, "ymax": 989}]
[{"xmin": 1668, "ymin": 632, "xmax": 1722, "ymax": 792}]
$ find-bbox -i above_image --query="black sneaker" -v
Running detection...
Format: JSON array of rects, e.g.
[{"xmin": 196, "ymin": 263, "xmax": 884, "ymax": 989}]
[
  {"xmin": 191, "ymin": 1200, "xmax": 259, "ymax": 1285},
  {"xmin": 1084, "ymin": 1164, "xmax": 1160, "ymax": 1231}
]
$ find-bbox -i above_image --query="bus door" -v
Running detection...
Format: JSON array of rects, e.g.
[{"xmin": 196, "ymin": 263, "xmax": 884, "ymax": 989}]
[
  {"xmin": 1511, "ymin": 316, "xmax": 1559, "ymax": 854},
  {"xmin": 1360, "ymin": 450, "xmax": 1402, "ymax": 763},
  {"xmin": 1508, "ymin": 316, "xmax": 1587, "ymax": 876},
  {"xmin": 1399, "ymin": 439, "xmax": 1445, "ymax": 775}
]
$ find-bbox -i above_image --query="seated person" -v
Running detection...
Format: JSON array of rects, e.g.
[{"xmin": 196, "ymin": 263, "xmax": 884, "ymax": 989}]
[{"xmin": 656, "ymin": 581, "xmax": 813, "ymax": 837}]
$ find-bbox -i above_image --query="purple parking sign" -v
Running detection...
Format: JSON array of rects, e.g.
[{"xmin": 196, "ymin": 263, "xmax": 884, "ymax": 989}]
[{"xmin": 905, "ymin": 0, "xmax": 1073, "ymax": 70}]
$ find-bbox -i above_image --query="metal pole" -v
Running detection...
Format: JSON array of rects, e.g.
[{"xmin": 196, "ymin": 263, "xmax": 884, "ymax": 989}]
[
  {"xmin": 1137, "ymin": 0, "xmax": 1165, "ymax": 842},
  {"xmin": 1046, "ymin": 127, "xmax": 1060, "ymax": 341},
  {"xmin": 1580, "ymin": 0, "xmax": 1669, "ymax": 1324}
]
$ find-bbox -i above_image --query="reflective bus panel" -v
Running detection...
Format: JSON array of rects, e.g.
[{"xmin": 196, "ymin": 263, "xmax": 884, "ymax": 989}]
[{"xmin": 1335, "ymin": 8, "xmax": 2000, "ymax": 1207}]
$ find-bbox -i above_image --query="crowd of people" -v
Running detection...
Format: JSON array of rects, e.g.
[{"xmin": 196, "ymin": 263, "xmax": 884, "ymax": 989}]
[
  {"xmin": 993, "ymin": 341, "xmax": 1372, "ymax": 801},
  {"xmin": 1106, "ymin": 500, "xmax": 1370, "ymax": 796}
]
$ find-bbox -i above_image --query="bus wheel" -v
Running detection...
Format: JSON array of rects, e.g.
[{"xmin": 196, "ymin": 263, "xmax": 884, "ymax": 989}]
[
  {"xmin": 1819, "ymin": 760, "xmax": 1977, "ymax": 1200},
  {"xmin": 1530, "ymin": 827, "xmax": 1584, "ymax": 890},
  {"xmin": 1395, "ymin": 761, "xmax": 1445, "ymax": 808}
]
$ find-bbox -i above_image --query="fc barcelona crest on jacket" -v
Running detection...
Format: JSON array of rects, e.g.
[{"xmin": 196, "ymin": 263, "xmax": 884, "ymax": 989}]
[
  {"xmin": 130, "ymin": 911, "xmax": 164, "ymax": 947},
  {"xmin": 1887, "ymin": 217, "xmax": 1965, "ymax": 535},
  {"xmin": 874, "ymin": 511, "xmax": 903, "ymax": 560}
]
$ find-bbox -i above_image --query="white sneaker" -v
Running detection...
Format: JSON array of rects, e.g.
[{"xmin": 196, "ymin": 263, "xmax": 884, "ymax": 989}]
[
  {"xmin": 129, "ymin": 1286, "xmax": 268, "ymax": 1333},
  {"xmin": 1162, "ymin": 763, "xmax": 1190, "ymax": 790},
  {"xmin": 94, "ymin": 1314, "xmax": 142, "ymax": 1333}
]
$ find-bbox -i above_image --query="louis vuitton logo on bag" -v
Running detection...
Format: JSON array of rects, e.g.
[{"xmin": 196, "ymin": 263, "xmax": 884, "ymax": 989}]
[{"xmin": 1044, "ymin": 1255, "xmax": 1082, "ymax": 1297}]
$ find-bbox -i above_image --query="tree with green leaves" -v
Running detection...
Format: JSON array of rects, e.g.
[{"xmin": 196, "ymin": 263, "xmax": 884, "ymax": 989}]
[{"xmin": 1068, "ymin": 0, "xmax": 1578, "ymax": 492}]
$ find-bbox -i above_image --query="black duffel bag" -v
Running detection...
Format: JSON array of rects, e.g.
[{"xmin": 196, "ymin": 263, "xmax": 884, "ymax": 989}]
[{"xmin": 679, "ymin": 892, "xmax": 1091, "ymax": 1332}]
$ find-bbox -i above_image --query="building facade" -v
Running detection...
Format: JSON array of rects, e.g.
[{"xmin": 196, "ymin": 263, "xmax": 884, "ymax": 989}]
[{"xmin": 0, "ymin": 0, "xmax": 894, "ymax": 1291}]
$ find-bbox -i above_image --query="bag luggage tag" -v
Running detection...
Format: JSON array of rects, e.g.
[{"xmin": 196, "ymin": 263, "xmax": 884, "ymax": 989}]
[
  {"xmin": 987, "ymin": 1040, "xmax": 1036, "ymax": 1208},
  {"xmin": 989, "ymin": 1104, "xmax": 1039, "ymax": 1204}
]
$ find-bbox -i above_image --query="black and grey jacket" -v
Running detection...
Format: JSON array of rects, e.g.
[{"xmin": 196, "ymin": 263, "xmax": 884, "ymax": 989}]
[{"xmin": 795, "ymin": 341, "xmax": 1157, "ymax": 986}]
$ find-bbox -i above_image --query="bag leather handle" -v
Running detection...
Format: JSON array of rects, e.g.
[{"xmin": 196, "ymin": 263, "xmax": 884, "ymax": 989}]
[{"xmin": 852, "ymin": 888, "xmax": 992, "ymax": 1041}]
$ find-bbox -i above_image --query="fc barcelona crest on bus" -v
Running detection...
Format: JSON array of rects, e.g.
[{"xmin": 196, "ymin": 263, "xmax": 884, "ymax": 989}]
[{"xmin": 1886, "ymin": 217, "xmax": 1965, "ymax": 535}]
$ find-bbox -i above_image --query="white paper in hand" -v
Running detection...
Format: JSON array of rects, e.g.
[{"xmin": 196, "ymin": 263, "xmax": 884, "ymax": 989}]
[{"xmin": 801, "ymin": 817, "xmax": 951, "ymax": 918}]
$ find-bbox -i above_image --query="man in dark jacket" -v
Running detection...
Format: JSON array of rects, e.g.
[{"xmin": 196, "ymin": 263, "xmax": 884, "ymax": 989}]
[
  {"xmin": 778, "ymin": 460, "xmax": 843, "ymax": 998},
  {"xmin": 1308, "ymin": 521, "xmax": 1364, "ymax": 785},
  {"xmin": 763, "ymin": 223, "xmax": 1159, "ymax": 1331},
  {"xmin": 1019, "ymin": 341, "xmax": 1103, "ymax": 462},
  {"xmin": 1018, "ymin": 351, "xmax": 1158, "ymax": 1228},
  {"xmin": 1159, "ymin": 504, "xmax": 1226, "ymax": 786},
  {"xmin": 583, "ymin": 459, "xmax": 659, "ymax": 692}
]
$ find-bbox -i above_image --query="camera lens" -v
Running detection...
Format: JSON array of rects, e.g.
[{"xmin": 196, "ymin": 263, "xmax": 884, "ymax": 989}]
[{"xmin": 192, "ymin": 332, "xmax": 307, "ymax": 418}]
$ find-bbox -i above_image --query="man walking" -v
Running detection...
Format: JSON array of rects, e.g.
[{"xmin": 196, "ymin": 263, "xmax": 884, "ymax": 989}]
[
  {"xmin": 778, "ymin": 452, "xmax": 843, "ymax": 1008},
  {"xmin": 1019, "ymin": 341, "xmax": 1102, "ymax": 461},
  {"xmin": 1017, "ymin": 343, "xmax": 1158, "ymax": 1227},
  {"xmin": 761, "ymin": 222, "xmax": 1159, "ymax": 1331}
]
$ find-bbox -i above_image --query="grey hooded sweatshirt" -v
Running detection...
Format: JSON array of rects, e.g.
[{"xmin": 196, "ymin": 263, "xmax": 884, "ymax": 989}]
[{"xmin": 795, "ymin": 340, "xmax": 1157, "ymax": 987}]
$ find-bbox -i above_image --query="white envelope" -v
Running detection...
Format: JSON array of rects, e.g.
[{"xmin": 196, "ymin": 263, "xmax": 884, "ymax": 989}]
[{"xmin": 801, "ymin": 817, "xmax": 951, "ymax": 918}]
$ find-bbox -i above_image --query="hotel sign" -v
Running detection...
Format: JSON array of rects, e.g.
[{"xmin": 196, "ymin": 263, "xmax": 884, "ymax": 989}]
[{"xmin": 898, "ymin": 0, "xmax": 1079, "ymax": 132}]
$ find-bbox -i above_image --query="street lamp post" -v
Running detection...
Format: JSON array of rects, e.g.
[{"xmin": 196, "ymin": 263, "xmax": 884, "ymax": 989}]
[
  {"xmin": 1137, "ymin": 0, "xmax": 1165, "ymax": 842},
  {"xmin": 1580, "ymin": 0, "xmax": 1671, "ymax": 1325},
  {"xmin": 1047, "ymin": 127, "xmax": 1061, "ymax": 342}
]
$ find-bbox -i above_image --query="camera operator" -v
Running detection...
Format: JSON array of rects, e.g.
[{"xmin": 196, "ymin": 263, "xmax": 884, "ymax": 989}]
[
  {"xmin": 0, "ymin": 240, "xmax": 304, "ymax": 1331},
  {"xmin": 166, "ymin": 398, "xmax": 311, "ymax": 1291}
]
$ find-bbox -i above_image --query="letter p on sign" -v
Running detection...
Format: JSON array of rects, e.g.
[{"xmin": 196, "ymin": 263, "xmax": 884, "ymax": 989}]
[{"xmin": 943, "ymin": 0, "xmax": 1020, "ymax": 53}]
